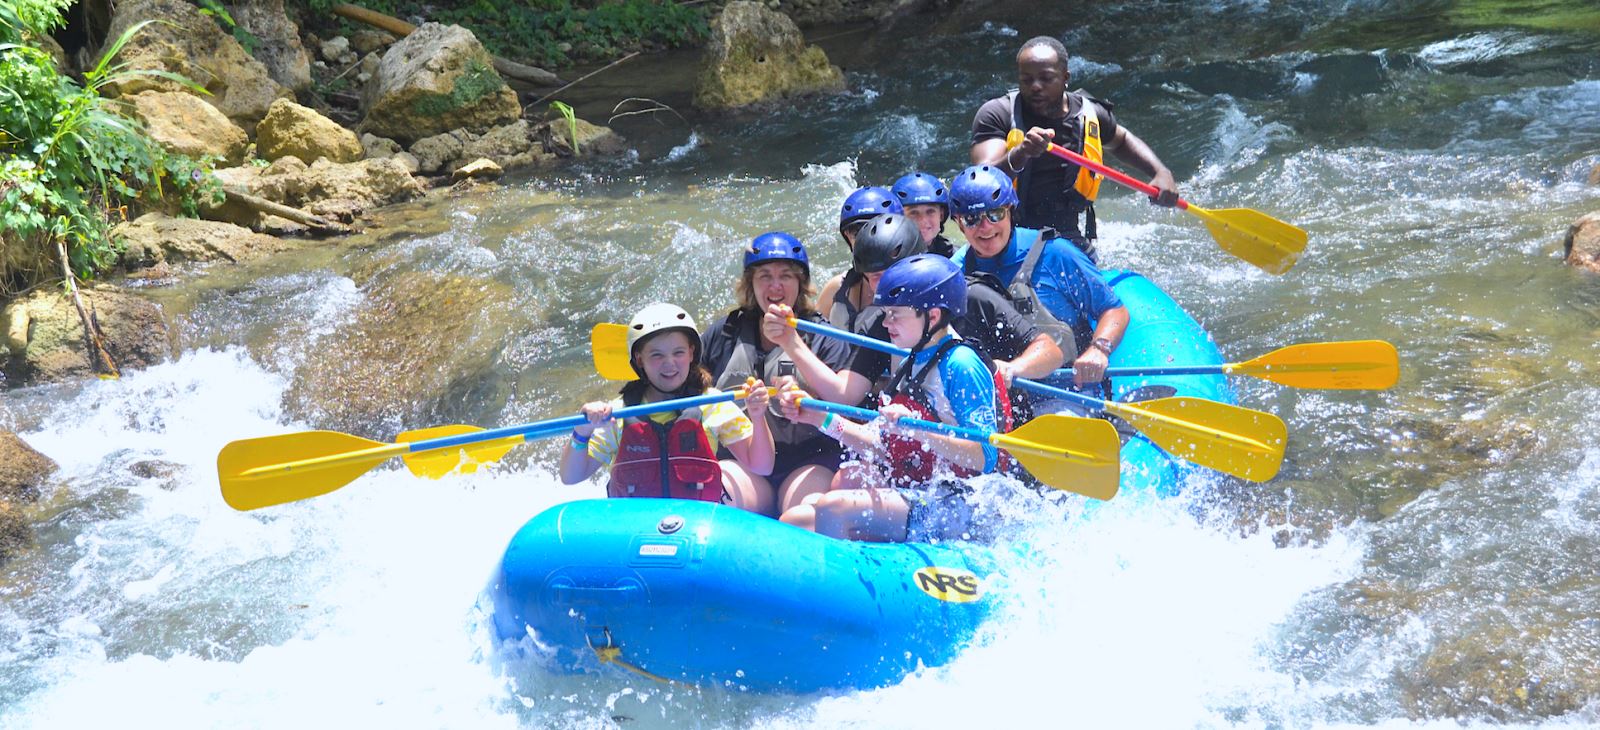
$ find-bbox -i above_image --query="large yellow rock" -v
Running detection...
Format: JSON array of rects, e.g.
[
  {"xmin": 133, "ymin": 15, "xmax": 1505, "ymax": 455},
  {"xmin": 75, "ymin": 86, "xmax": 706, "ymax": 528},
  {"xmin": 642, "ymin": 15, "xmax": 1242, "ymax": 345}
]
[
  {"xmin": 256, "ymin": 98, "xmax": 363, "ymax": 164},
  {"xmin": 124, "ymin": 91, "xmax": 249, "ymax": 165}
]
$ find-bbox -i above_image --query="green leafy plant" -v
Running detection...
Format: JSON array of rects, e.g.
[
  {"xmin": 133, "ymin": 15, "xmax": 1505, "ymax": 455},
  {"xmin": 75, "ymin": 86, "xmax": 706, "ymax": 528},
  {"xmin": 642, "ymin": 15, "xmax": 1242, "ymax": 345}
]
[
  {"xmin": 1, "ymin": 3, "xmax": 221, "ymax": 291},
  {"xmin": 195, "ymin": 0, "xmax": 257, "ymax": 54},
  {"xmin": 549, "ymin": 100, "xmax": 579, "ymax": 155}
]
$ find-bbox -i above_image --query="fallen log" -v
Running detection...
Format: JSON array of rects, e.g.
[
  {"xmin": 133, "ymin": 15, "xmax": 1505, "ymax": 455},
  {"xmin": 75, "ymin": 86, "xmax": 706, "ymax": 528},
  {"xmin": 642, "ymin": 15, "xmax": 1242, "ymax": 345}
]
[
  {"xmin": 330, "ymin": 3, "xmax": 563, "ymax": 86},
  {"xmin": 223, "ymin": 188, "xmax": 349, "ymax": 234}
]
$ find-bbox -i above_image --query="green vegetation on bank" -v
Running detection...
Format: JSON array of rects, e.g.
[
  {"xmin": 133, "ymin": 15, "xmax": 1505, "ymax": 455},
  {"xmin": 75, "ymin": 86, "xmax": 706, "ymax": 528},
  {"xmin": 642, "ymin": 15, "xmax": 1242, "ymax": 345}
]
[
  {"xmin": 303, "ymin": 0, "xmax": 709, "ymax": 69},
  {"xmin": 0, "ymin": 0, "xmax": 220, "ymax": 293}
]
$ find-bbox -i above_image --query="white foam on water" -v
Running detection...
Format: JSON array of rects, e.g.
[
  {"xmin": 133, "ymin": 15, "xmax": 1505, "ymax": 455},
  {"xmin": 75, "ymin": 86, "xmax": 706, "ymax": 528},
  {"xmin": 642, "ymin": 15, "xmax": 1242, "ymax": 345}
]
[
  {"xmin": 1416, "ymin": 32, "xmax": 1547, "ymax": 67},
  {"xmin": 662, "ymin": 131, "xmax": 703, "ymax": 163},
  {"xmin": 0, "ymin": 349, "xmax": 596, "ymax": 729},
  {"xmin": 752, "ymin": 491, "xmax": 1367, "ymax": 729}
]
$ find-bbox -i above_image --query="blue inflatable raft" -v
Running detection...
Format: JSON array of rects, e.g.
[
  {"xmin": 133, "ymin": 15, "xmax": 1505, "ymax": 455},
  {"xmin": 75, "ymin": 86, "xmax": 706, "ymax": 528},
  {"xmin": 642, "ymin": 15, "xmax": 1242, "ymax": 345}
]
[{"xmin": 490, "ymin": 270, "xmax": 1230, "ymax": 693}]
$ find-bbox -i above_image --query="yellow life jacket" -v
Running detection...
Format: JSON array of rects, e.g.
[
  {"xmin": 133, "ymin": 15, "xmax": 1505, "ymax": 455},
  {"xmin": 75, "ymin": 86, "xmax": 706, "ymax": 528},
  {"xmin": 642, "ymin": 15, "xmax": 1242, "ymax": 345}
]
[{"xmin": 1074, "ymin": 101, "xmax": 1104, "ymax": 201}]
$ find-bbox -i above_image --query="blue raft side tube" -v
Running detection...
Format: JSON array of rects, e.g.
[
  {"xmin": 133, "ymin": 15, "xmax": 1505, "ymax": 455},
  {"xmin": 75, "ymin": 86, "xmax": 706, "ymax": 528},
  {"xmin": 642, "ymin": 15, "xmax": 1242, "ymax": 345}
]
[
  {"xmin": 491, "ymin": 499, "xmax": 995, "ymax": 694},
  {"xmin": 1100, "ymin": 269, "xmax": 1231, "ymax": 497}
]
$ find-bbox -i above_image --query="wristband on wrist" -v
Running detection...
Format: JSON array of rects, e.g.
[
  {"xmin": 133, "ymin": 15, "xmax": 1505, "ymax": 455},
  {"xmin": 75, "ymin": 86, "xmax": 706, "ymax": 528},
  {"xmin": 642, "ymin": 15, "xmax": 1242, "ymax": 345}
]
[
  {"xmin": 1005, "ymin": 146, "xmax": 1024, "ymax": 170},
  {"xmin": 1091, "ymin": 337, "xmax": 1114, "ymax": 355},
  {"xmin": 570, "ymin": 431, "xmax": 591, "ymax": 450}
]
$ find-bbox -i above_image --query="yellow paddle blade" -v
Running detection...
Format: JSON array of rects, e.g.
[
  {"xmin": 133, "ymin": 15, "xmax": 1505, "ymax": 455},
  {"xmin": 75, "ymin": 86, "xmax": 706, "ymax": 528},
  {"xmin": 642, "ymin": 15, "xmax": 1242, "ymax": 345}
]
[
  {"xmin": 591, "ymin": 322, "xmax": 636, "ymax": 381},
  {"xmin": 995, "ymin": 415, "xmax": 1122, "ymax": 500},
  {"xmin": 1231, "ymin": 340, "xmax": 1399, "ymax": 390},
  {"xmin": 1187, "ymin": 205, "xmax": 1307, "ymax": 275},
  {"xmin": 1102, "ymin": 397, "xmax": 1286, "ymax": 482},
  {"xmin": 218, "ymin": 431, "xmax": 405, "ymax": 511},
  {"xmin": 395, "ymin": 425, "xmax": 526, "ymax": 478}
]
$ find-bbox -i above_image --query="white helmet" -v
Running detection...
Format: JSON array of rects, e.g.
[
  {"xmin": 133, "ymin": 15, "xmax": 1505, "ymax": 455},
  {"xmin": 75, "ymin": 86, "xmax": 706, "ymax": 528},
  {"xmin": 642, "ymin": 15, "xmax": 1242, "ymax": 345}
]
[{"xmin": 627, "ymin": 303, "xmax": 700, "ymax": 371}]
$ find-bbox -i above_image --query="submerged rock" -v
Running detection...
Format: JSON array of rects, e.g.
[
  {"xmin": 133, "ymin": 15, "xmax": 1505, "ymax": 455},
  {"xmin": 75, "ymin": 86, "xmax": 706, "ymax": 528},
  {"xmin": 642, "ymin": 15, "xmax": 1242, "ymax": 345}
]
[
  {"xmin": 1398, "ymin": 611, "xmax": 1600, "ymax": 721},
  {"xmin": 281, "ymin": 271, "xmax": 514, "ymax": 435},
  {"xmin": 694, "ymin": 1, "xmax": 845, "ymax": 110}
]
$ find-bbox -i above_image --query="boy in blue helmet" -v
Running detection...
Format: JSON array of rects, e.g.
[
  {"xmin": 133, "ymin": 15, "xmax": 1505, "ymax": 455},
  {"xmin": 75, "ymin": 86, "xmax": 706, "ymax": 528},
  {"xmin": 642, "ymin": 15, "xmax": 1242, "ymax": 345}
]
[
  {"xmin": 948, "ymin": 164, "xmax": 1129, "ymax": 401},
  {"xmin": 701, "ymin": 232, "xmax": 853, "ymax": 516},
  {"xmin": 891, "ymin": 172, "xmax": 956, "ymax": 258},
  {"xmin": 776, "ymin": 254, "xmax": 1001, "ymax": 543}
]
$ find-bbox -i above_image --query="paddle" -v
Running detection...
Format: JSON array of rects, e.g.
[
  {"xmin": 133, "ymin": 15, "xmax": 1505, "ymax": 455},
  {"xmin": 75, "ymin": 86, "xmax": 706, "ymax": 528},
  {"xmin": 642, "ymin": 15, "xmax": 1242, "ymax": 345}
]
[
  {"xmin": 782, "ymin": 317, "xmax": 1286, "ymax": 482},
  {"xmin": 591, "ymin": 322, "xmax": 637, "ymax": 381},
  {"xmin": 1004, "ymin": 129, "xmax": 1307, "ymax": 275},
  {"xmin": 1101, "ymin": 340, "xmax": 1399, "ymax": 390},
  {"xmin": 794, "ymin": 397, "xmax": 1122, "ymax": 501},
  {"xmin": 218, "ymin": 388, "xmax": 766, "ymax": 511},
  {"xmin": 589, "ymin": 322, "xmax": 1121, "ymax": 498}
]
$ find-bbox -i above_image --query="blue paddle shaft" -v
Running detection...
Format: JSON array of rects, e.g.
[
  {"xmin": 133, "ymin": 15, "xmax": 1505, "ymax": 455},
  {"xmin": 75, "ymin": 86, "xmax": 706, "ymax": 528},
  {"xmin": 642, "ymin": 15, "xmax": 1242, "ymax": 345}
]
[
  {"xmin": 798, "ymin": 398, "xmax": 991, "ymax": 444},
  {"xmin": 1103, "ymin": 365, "xmax": 1224, "ymax": 377},
  {"xmin": 406, "ymin": 391, "xmax": 743, "ymax": 452},
  {"xmin": 791, "ymin": 317, "xmax": 1109, "ymax": 415}
]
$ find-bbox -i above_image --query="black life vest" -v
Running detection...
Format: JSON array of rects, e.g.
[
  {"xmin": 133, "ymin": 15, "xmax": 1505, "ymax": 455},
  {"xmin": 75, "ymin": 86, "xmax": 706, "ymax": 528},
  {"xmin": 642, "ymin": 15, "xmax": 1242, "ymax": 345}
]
[
  {"xmin": 1005, "ymin": 89, "xmax": 1105, "ymax": 248},
  {"xmin": 960, "ymin": 227, "xmax": 1079, "ymax": 361}
]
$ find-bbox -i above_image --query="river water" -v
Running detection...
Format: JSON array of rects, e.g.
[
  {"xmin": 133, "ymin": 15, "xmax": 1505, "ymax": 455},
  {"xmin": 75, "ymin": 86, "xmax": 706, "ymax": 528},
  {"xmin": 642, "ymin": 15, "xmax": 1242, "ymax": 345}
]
[{"xmin": 5, "ymin": 0, "xmax": 1600, "ymax": 727}]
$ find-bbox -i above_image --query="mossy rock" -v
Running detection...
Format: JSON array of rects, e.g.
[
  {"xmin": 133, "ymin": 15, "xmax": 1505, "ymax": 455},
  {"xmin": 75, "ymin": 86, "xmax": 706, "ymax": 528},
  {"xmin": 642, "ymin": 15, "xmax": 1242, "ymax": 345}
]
[{"xmin": 694, "ymin": 1, "xmax": 845, "ymax": 110}]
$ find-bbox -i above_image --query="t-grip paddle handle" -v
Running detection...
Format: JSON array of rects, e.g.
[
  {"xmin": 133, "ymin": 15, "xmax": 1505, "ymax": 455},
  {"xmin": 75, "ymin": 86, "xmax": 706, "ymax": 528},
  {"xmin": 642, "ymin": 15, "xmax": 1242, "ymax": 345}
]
[{"xmin": 1005, "ymin": 128, "xmax": 1186, "ymax": 209}]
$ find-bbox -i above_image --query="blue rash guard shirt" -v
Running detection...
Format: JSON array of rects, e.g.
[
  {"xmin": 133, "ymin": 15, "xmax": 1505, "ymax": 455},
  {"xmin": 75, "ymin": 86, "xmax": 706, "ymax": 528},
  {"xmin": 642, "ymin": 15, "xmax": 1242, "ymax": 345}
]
[
  {"xmin": 952, "ymin": 226, "xmax": 1122, "ymax": 354},
  {"xmin": 890, "ymin": 335, "xmax": 1000, "ymax": 473}
]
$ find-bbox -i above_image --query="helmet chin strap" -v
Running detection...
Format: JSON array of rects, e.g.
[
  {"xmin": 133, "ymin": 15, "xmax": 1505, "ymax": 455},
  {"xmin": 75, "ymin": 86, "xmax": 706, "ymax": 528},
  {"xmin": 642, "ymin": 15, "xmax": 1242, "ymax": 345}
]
[{"xmin": 910, "ymin": 309, "xmax": 938, "ymax": 355}]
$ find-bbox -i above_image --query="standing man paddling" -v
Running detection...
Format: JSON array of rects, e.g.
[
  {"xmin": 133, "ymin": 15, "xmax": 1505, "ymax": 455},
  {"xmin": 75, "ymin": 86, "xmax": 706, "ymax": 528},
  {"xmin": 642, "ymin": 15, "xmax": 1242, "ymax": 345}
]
[{"xmin": 970, "ymin": 36, "xmax": 1179, "ymax": 264}]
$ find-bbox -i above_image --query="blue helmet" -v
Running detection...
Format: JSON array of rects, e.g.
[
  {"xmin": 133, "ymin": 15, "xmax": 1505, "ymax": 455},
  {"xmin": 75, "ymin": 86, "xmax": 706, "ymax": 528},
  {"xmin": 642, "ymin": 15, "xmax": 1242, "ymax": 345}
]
[
  {"xmin": 874, "ymin": 253, "xmax": 967, "ymax": 320},
  {"xmin": 839, "ymin": 186, "xmax": 903, "ymax": 227},
  {"xmin": 744, "ymin": 231, "xmax": 809, "ymax": 275},
  {"xmin": 949, "ymin": 165, "xmax": 1018, "ymax": 216},
  {"xmin": 891, "ymin": 172, "xmax": 949, "ymax": 222}
]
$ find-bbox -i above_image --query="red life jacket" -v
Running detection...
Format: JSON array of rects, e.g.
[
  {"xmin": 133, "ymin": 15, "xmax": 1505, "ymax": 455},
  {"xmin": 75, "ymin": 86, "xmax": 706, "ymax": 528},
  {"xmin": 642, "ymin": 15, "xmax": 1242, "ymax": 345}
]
[
  {"xmin": 880, "ymin": 340, "xmax": 1014, "ymax": 487},
  {"xmin": 607, "ymin": 405, "xmax": 723, "ymax": 501}
]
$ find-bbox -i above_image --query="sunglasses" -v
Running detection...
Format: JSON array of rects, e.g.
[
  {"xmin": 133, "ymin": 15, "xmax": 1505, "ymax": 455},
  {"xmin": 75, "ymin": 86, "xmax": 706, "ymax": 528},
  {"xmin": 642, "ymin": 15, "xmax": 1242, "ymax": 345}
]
[{"xmin": 959, "ymin": 209, "xmax": 1008, "ymax": 227}]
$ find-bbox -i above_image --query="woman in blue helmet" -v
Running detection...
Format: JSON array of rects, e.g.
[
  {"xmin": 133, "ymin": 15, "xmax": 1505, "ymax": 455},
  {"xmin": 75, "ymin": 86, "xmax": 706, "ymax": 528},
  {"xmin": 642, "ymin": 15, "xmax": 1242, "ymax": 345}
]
[
  {"xmin": 700, "ymin": 232, "xmax": 853, "ymax": 516},
  {"xmin": 891, "ymin": 172, "xmax": 956, "ymax": 258},
  {"xmin": 819, "ymin": 186, "xmax": 903, "ymax": 333},
  {"xmin": 776, "ymin": 254, "xmax": 1002, "ymax": 543},
  {"xmin": 948, "ymin": 164, "xmax": 1129, "ymax": 400}
]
